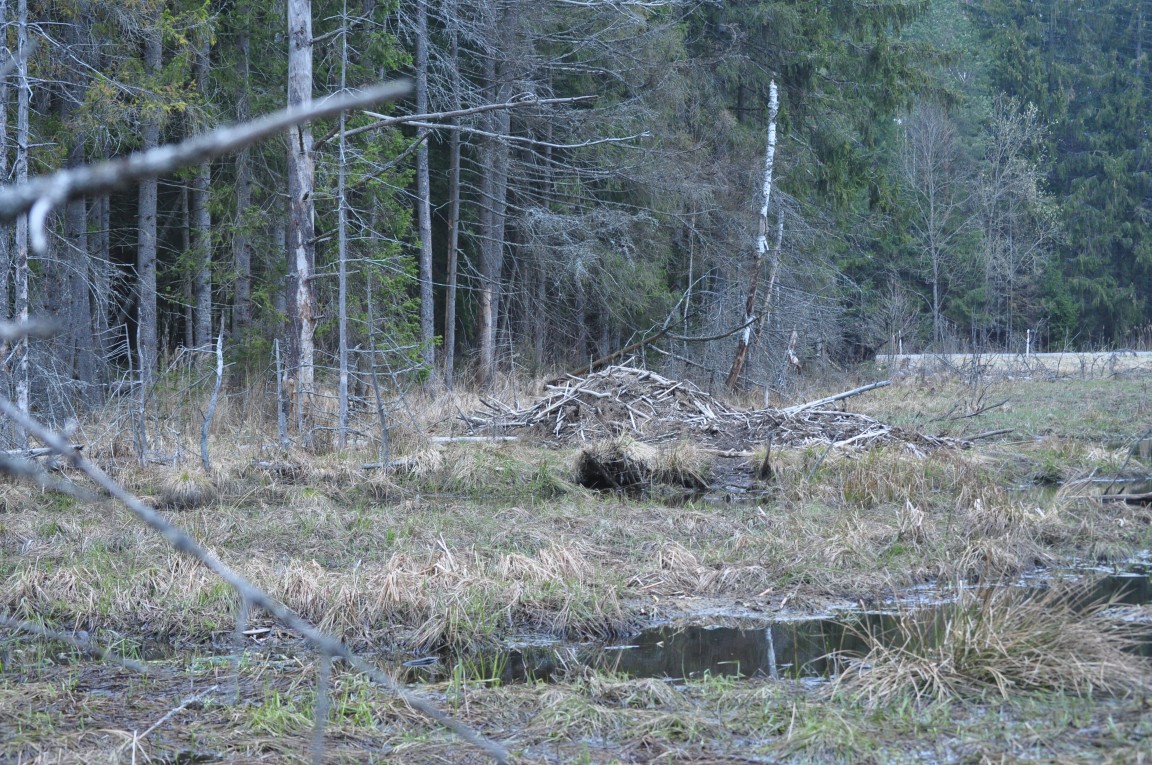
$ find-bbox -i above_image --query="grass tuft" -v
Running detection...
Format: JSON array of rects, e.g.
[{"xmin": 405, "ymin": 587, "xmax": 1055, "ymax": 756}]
[
  {"xmin": 835, "ymin": 583, "xmax": 1151, "ymax": 706},
  {"xmin": 158, "ymin": 469, "xmax": 217, "ymax": 510}
]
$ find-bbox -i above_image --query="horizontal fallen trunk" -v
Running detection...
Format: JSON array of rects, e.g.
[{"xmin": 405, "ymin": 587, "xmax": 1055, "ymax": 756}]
[
  {"xmin": 1097, "ymin": 492, "xmax": 1152, "ymax": 505},
  {"xmin": 3, "ymin": 445, "xmax": 82, "ymax": 458},
  {"xmin": 780, "ymin": 381, "xmax": 891, "ymax": 416}
]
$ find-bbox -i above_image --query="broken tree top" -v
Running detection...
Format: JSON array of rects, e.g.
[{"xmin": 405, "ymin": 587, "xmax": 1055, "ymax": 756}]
[{"xmin": 466, "ymin": 365, "xmax": 963, "ymax": 452}]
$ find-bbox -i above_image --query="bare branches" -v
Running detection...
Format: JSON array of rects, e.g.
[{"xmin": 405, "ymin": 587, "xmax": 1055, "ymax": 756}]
[
  {"xmin": 0, "ymin": 80, "xmax": 413, "ymax": 252},
  {"xmin": 0, "ymin": 397, "xmax": 511, "ymax": 765},
  {"xmin": 319, "ymin": 93, "xmax": 598, "ymax": 148},
  {"xmin": 404, "ymin": 120, "xmax": 649, "ymax": 149}
]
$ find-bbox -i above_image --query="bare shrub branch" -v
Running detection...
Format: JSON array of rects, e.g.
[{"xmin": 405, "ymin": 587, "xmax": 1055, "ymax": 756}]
[{"xmin": 0, "ymin": 396, "xmax": 511, "ymax": 764}]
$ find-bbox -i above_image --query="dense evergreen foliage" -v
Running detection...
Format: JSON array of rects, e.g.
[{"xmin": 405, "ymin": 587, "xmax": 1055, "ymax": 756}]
[{"xmin": 0, "ymin": 0, "xmax": 1148, "ymax": 434}]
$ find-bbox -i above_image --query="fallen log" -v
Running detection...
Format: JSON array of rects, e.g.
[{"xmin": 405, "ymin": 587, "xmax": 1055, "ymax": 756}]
[
  {"xmin": 1097, "ymin": 492, "xmax": 1152, "ymax": 505},
  {"xmin": 780, "ymin": 381, "xmax": 891, "ymax": 416},
  {"xmin": 3, "ymin": 445, "xmax": 83, "ymax": 458},
  {"xmin": 967, "ymin": 428, "xmax": 1014, "ymax": 441},
  {"xmin": 429, "ymin": 436, "xmax": 519, "ymax": 444}
]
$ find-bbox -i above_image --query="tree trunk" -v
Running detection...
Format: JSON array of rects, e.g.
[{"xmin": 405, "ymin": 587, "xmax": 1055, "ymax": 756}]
[
  {"xmin": 13, "ymin": 0, "xmax": 29, "ymax": 447},
  {"xmin": 286, "ymin": 0, "xmax": 317, "ymax": 431},
  {"xmin": 137, "ymin": 13, "xmax": 162, "ymax": 389},
  {"xmin": 180, "ymin": 185, "xmax": 193, "ymax": 349},
  {"xmin": 92, "ymin": 190, "xmax": 112, "ymax": 388},
  {"xmin": 476, "ymin": 56, "xmax": 511, "ymax": 388},
  {"xmin": 232, "ymin": 24, "xmax": 253, "ymax": 336},
  {"xmin": 414, "ymin": 0, "xmax": 436, "ymax": 381},
  {"xmin": 62, "ymin": 13, "xmax": 95, "ymax": 406},
  {"xmin": 442, "ymin": 21, "xmax": 461, "ymax": 389},
  {"xmin": 727, "ymin": 79, "xmax": 778, "ymax": 391},
  {"xmin": 336, "ymin": 6, "xmax": 349, "ymax": 448},
  {"xmin": 444, "ymin": 124, "xmax": 461, "ymax": 388},
  {"xmin": 0, "ymin": 0, "xmax": 9, "ymax": 326},
  {"xmin": 191, "ymin": 30, "xmax": 213, "ymax": 348}
]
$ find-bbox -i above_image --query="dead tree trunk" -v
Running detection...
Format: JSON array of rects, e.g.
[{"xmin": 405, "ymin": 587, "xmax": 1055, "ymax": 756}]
[
  {"xmin": 231, "ymin": 23, "xmax": 253, "ymax": 337},
  {"xmin": 191, "ymin": 30, "xmax": 213, "ymax": 349},
  {"xmin": 726, "ymin": 79, "xmax": 778, "ymax": 392},
  {"xmin": 13, "ymin": 0, "xmax": 29, "ymax": 448},
  {"xmin": 286, "ymin": 0, "xmax": 317, "ymax": 433},
  {"xmin": 336, "ymin": 8, "xmax": 350, "ymax": 448},
  {"xmin": 414, "ymin": 0, "xmax": 436, "ymax": 382},
  {"xmin": 137, "ymin": 11, "xmax": 162, "ymax": 391}
]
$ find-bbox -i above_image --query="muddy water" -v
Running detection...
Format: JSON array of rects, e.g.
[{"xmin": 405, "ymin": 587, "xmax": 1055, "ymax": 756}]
[{"xmin": 413, "ymin": 569, "xmax": 1152, "ymax": 684}]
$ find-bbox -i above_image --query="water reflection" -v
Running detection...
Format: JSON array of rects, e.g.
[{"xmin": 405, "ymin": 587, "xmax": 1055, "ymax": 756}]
[{"xmin": 420, "ymin": 570, "xmax": 1152, "ymax": 684}]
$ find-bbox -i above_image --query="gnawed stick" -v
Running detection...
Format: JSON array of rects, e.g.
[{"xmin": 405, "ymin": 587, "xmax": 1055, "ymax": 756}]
[
  {"xmin": 967, "ymin": 428, "xmax": 1014, "ymax": 441},
  {"xmin": 780, "ymin": 380, "xmax": 891, "ymax": 416}
]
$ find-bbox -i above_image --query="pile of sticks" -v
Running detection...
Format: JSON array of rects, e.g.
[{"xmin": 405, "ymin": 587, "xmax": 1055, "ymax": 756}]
[{"xmin": 468, "ymin": 366, "xmax": 966, "ymax": 451}]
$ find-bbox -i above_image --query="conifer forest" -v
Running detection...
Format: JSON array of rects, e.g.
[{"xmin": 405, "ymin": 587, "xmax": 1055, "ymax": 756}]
[{"xmin": 0, "ymin": 0, "xmax": 1149, "ymax": 430}]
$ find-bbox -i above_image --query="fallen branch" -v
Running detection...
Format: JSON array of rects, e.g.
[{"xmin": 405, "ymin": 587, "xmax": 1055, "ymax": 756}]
[
  {"xmin": 2, "ymin": 445, "xmax": 82, "ymax": 458},
  {"xmin": 967, "ymin": 428, "xmax": 1014, "ymax": 441},
  {"xmin": 429, "ymin": 436, "xmax": 519, "ymax": 443},
  {"xmin": 780, "ymin": 380, "xmax": 891, "ymax": 416},
  {"xmin": 0, "ymin": 397, "xmax": 510, "ymax": 765},
  {"xmin": 930, "ymin": 399, "xmax": 1009, "ymax": 422},
  {"xmin": 549, "ymin": 327, "xmax": 671, "ymax": 384},
  {"xmin": 1097, "ymin": 492, "xmax": 1152, "ymax": 505},
  {"xmin": 321, "ymin": 93, "xmax": 598, "ymax": 147}
]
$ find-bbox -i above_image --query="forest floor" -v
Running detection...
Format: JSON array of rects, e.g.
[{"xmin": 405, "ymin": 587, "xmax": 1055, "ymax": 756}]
[{"xmin": 2, "ymin": 366, "xmax": 1152, "ymax": 763}]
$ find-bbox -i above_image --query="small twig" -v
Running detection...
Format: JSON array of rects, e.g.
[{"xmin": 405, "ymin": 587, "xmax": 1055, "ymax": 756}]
[
  {"xmin": 803, "ymin": 441, "xmax": 837, "ymax": 484},
  {"xmin": 137, "ymin": 685, "xmax": 218, "ymax": 740}
]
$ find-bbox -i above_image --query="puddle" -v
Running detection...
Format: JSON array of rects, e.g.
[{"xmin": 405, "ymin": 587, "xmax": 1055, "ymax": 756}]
[{"xmin": 410, "ymin": 568, "xmax": 1152, "ymax": 685}]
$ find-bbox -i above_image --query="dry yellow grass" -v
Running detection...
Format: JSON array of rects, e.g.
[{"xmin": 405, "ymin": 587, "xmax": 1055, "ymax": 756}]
[{"xmin": 835, "ymin": 583, "xmax": 1151, "ymax": 705}]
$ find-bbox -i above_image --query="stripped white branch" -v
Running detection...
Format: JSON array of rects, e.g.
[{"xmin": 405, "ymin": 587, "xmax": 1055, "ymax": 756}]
[{"xmin": 404, "ymin": 120, "xmax": 649, "ymax": 149}]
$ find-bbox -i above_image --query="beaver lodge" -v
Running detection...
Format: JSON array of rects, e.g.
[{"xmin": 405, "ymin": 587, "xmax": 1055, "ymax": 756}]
[{"xmin": 465, "ymin": 365, "xmax": 969, "ymax": 495}]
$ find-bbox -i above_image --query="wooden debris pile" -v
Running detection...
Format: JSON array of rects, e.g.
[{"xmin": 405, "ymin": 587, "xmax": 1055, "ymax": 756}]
[
  {"xmin": 471, "ymin": 366, "xmax": 732, "ymax": 444},
  {"xmin": 468, "ymin": 365, "xmax": 965, "ymax": 452}
]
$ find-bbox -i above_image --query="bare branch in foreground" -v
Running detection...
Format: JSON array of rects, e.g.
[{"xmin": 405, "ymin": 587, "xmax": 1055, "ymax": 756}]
[
  {"xmin": 0, "ymin": 317, "xmax": 60, "ymax": 341},
  {"xmin": 0, "ymin": 80, "xmax": 412, "ymax": 252},
  {"xmin": 0, "ymin": 614, "xmax": 150, "ymax": 674},
  {"xmin": 0, "ymin": 397, "xmax": 511, "ymax": 765},
  {"xmin": 0, "ymin": 453, "xmax": 99, "ymax": 502}
]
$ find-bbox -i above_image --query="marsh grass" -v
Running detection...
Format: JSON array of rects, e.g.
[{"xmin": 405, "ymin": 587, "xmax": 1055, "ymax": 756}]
[
  {"xmin": 5, "ymin": 649, "xmax": 1152, "ymax": 764},
  {"xmin": 835, "ymin": 583, "xmax": 1152, "ymax": 706}
]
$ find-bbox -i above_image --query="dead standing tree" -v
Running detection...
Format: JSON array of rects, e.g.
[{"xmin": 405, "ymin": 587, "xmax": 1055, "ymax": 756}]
[{"xmin": 727, "ymin": 79, "xmax": 780, "ymax": 391}]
